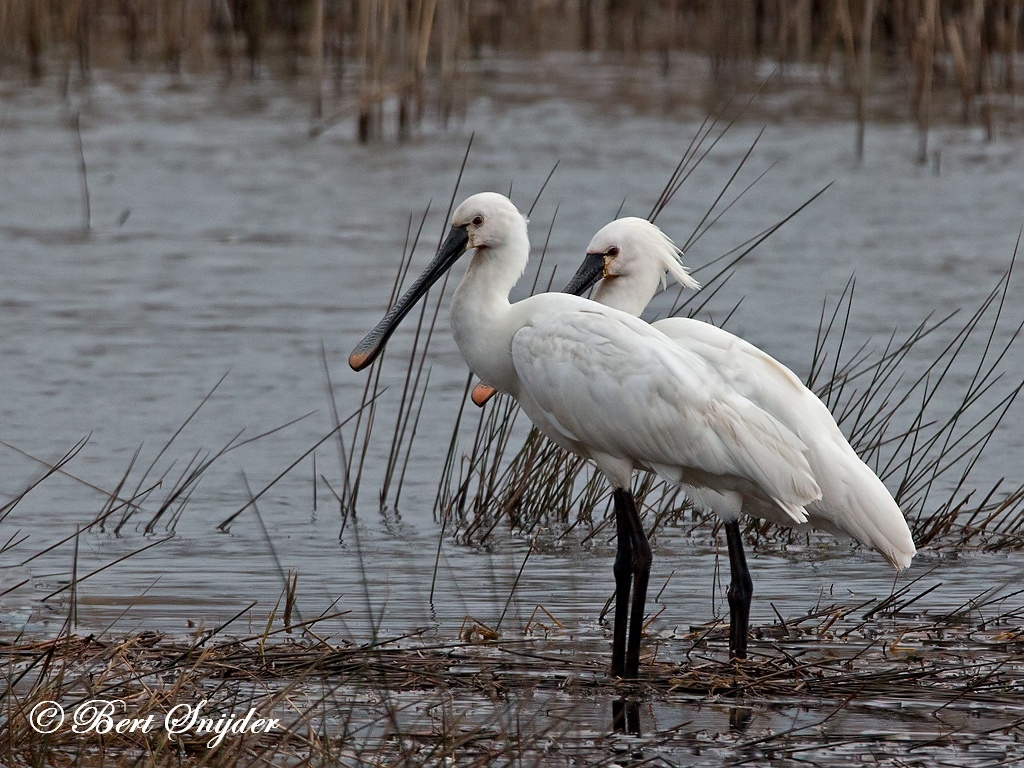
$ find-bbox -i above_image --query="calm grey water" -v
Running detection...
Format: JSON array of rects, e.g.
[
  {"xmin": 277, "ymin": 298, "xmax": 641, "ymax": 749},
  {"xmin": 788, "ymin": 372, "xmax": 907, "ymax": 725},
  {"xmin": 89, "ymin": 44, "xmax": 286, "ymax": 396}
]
[{"xmin": 2, "ymin": 60, "xmax": 1023, "ymax": 661}]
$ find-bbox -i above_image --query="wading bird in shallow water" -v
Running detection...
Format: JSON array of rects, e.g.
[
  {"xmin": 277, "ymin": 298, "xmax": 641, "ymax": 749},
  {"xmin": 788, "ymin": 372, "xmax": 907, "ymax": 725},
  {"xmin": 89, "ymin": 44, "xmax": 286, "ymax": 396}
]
[
  {"xmin": 351, "ymin": 192, "xmax": 831, "ymax": 677},
  {"xmin": 558, "ymin": 216, "xmax": 917, "ymax": 657}
]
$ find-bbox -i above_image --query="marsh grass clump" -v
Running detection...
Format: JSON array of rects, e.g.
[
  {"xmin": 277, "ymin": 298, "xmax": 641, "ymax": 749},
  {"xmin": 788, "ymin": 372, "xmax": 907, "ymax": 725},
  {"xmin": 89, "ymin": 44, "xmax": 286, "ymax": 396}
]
[
  {"xmin": 805, "ymin": 251, "xmax": 1024, "ymax": 552},
  {"xmin": 4, "ymin": 577, "xmax": 1024, "ymax": 766}
]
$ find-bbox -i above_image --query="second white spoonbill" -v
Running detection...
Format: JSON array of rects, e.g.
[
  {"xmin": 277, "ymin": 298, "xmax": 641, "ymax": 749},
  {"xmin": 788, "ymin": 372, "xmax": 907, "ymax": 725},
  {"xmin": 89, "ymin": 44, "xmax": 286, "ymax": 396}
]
[
  {"xmin": 563, "ymin": 216, "xmax": 916, "ymax": 657},
  {"xmin": 350, "ymin": 193, "xmax": 822, "ymax": 677}
]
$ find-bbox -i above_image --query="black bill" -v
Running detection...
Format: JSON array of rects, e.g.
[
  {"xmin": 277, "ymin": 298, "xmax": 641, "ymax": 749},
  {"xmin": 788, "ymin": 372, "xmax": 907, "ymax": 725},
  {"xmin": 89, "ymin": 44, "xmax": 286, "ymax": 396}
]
[
  {"xmin": 349, "ymin": 224, "xmax": 470, "ymax": 371},
  {"xmin": 562, "ymin": 251, "xmax": 605, "ymax": 296}
]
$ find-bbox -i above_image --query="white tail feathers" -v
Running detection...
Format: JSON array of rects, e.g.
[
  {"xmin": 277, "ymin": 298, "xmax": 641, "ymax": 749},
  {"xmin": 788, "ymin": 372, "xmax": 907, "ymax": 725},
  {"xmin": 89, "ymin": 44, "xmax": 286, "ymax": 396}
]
[{"xmin": 806, "ymin": 442, "xmax": 916, "ymax": 571}]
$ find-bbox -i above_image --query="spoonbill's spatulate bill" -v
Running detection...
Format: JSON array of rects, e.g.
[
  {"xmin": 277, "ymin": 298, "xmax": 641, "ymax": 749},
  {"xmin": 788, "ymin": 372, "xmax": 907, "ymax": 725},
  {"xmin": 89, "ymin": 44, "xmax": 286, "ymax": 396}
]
[
  {"xmin": 350, "ymin": 192, "xmax": 823, "ymax": 677},
  {"xmin": 565, "ymin": 216, "xmax": 916, "ymax": 658}
]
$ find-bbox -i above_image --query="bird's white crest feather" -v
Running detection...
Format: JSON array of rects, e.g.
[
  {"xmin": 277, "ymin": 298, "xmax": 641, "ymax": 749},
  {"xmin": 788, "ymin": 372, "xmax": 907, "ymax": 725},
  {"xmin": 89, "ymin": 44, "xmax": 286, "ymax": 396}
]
[
  {"xmin": 653, "ymin": 228, "xmax": 700, "ymax": 292},
  {"xmin": 588, "ymin": 217, "xmax": 700, "ymax": 294}
]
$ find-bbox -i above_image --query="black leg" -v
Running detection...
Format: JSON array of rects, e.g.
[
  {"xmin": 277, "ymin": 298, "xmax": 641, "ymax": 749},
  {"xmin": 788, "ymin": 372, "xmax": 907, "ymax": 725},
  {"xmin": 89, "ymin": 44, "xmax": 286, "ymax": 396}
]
[
  {"xmin": 611, "ymin": 492, "xmax": 634, "ymax": 679},
  {"xmin": 614, "ymin": 489, "xmax": 652, "ymax": 680},
  {"xmin": 724, "ymin": 520, "xmax": 753, "ymax": 660}
]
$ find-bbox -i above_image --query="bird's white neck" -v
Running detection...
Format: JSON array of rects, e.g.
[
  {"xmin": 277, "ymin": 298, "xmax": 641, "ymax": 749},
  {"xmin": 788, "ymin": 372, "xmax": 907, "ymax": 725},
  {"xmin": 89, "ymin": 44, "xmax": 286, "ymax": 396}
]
[
  {"xmin": 450, "ymin": 232, "xmax": 530, "ymax": 394},
  {"xmin": 593, "ymin": 269, "xmax": 662, "ymax": 317}
]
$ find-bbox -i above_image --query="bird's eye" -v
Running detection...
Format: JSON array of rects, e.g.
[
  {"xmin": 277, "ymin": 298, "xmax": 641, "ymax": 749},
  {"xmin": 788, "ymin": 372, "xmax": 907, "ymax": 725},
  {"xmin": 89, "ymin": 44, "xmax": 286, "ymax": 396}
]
[
  {"xmin": 472, "ymin": 215, "xmax": 484, "ymax": 227},
  {"xmin": 607, "ymin": 246, "xmax": 620, "ymax": 257}
]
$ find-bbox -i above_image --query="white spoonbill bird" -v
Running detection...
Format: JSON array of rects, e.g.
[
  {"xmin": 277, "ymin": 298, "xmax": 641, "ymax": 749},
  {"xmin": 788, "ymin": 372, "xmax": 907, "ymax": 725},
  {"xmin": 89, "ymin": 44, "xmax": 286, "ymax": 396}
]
[
  {"xmin": 561, "ymin": 216, "xmax": 916, "ymax": 657},
  {"xmin": 350, "ymin": 193, "xmax": 823, "ymax": 677}
]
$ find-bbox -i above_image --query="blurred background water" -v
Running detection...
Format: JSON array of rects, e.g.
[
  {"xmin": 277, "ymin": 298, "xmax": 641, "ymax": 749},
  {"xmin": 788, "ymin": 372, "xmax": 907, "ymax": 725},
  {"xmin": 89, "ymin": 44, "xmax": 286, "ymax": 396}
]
[{"xmin": 2, "ymin": 59, "xmax": 1022, "ymax": 646}]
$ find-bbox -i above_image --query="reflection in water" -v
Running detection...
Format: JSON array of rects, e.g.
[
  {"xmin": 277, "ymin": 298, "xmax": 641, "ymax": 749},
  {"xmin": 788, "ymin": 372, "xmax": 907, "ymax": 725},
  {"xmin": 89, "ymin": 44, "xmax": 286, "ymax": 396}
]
[
  {"xmin": 612, "ymin": 696, "xmax": 644, "ymax": 763},
  {"xmin": 612, "ymin": 696, "xmax": 641, "ymax": 736},
  {"xmin": 729, "ymin": 704, "xmax": 754, "ymax": 733}
]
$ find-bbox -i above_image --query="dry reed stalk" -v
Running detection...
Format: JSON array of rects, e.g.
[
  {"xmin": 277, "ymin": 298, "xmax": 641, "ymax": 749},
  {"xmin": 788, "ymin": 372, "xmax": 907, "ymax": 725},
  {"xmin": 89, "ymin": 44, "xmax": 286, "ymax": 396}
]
[
  {"xmin": 4, "ymin": 1, "xmax": 1022, "ymax": 145},
  {"xmin": 1006, "ymin": 0, "xmax": 1021, "ymax": 92},
  {"xmin": 818, "ymin": 0, "xmax": 841, "ymax": 75},
  {"xmin": 159, "ymin": 0, "xmax": 183, "ymax": 74},
  {"xmin": 834, "ymin": 0, "xmax": 857, "ymax": 86},
  {"xmin": 71, "ymin": 0, "xmax": 91, "ymax": 82},
  {"xmin": 310, "ymin": 0, "xmax": 324, "ymax": 121},
  {"xmin": 967, "ymin": 0, "xmax": 985, "ymax": 90},
  {"xmin": 708, "ymin": 0, "xmax": 757, "ymax": 82},
  {"xmin": 977, "ymin": 0, "xmax": 997, "ymax": 140},
  {"xmin": 212, "ymin": 0, "xmax": 235, "ymax": 78},
  {"xmin": 795, "ymin": 0, "xmax": 813, "ymax": 61},
  {"xmin": 355, "ymin": 0, "xmax": 380, "ymax": 141},
  {"xmin": 855, "ymin": 0, "xmax": 875, "ymax": 162},
  {"xmin": 350, "ymin": 0, "xmax": 440, "ymax": 141},
  {"xmin": 26, "ymin": 0, "xmax": 46, "ymax": 81},
  {"xmin": 947, "ymin": 18, "xmax": 973, "ymax": 121},
  {"xmin": 435, "ymin": 0, "xmax": 464, "ymax": 129},
  {"xmin": 119, "ymin": 0, "xmax": 141, "ymax": 64},
  {"xmin": 406, "ymin": 0, "xmax": 438, "ymax": 134},
  {"xmin": 70, "ymin": 110, "xmax": 90, "ymax": 234},
  {"xmin": 915, "ymin": 0, "xmax": 939, "ymax": 164},
  {"xmin": 395, "ymin": 0, "xmax": 410, "ymax": 137}
]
